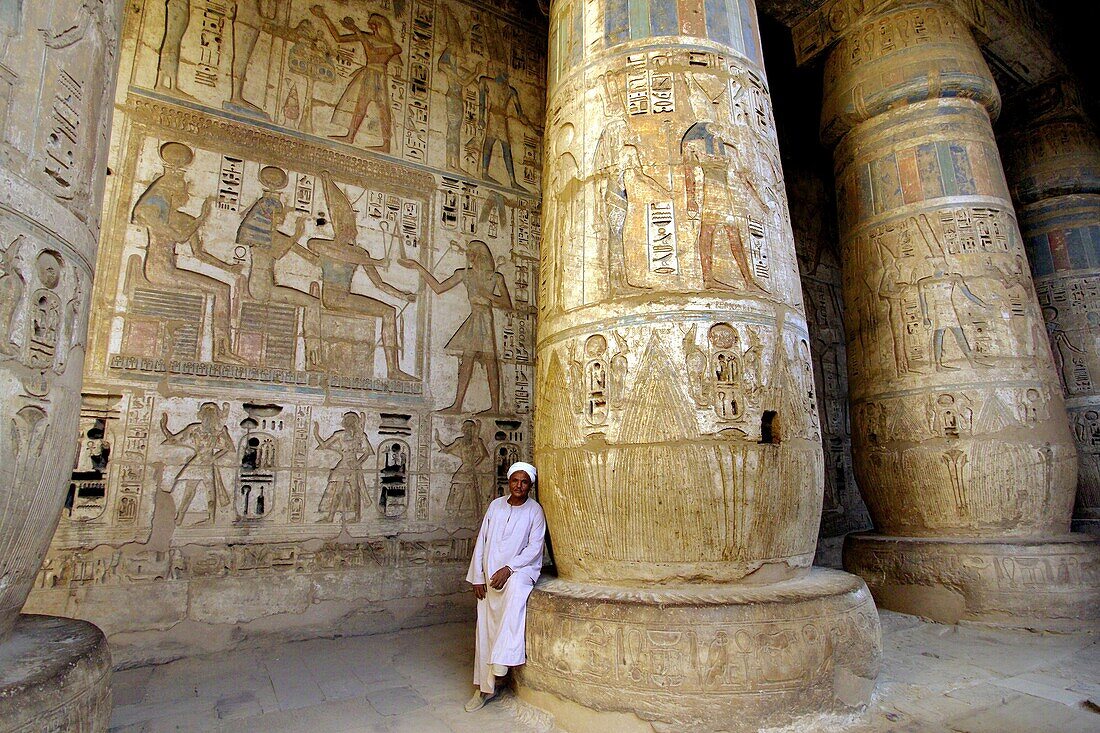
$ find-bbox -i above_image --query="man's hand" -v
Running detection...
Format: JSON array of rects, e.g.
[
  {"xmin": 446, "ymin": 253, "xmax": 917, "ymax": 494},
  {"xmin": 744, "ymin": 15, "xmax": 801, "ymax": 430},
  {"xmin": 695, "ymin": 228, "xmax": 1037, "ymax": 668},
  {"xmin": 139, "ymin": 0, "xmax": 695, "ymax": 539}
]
[
  {"xmin": 472, "ymin": 583, "xmax": 487, "ymax": 600},
  {"xmin": 489, "ymin": 566, "xmax": 512, "ymax": 590}
]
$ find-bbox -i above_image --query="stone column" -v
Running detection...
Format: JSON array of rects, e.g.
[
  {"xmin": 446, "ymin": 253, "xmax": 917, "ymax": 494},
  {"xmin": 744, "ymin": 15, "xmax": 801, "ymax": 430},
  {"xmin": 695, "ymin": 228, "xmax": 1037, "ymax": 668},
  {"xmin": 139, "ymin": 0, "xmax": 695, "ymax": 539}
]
[
  {"xmin": 519, "ymin": 2, "xmax": 880, "ymax": 730},
  {"xmin": 818, "ymin": 1, "xmax": 1100, "ymax": 629},
  {"xmin": 1001, "ymin": 78, "xmax": 1100, "ymax": 535},
  {"xmin": 0, "ymin": 3, "xmax": 121, "ymax": 730}
]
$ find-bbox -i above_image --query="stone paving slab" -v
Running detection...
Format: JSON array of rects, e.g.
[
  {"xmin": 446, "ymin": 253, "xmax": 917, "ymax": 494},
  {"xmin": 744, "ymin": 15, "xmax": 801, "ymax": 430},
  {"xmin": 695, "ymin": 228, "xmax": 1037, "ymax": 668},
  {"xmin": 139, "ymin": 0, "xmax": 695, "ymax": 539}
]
[{"xmin": 109, "ymin": 612, "xmax": 1099, "ymax": 733}]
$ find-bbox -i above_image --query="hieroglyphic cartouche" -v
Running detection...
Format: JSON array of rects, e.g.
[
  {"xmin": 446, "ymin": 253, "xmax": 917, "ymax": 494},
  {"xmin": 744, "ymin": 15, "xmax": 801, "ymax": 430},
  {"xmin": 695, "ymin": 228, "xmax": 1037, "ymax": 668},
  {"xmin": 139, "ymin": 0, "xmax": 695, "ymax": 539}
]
[{"xmin": 25, "ymin": 0, "xmax": 546, "ymax": 660}]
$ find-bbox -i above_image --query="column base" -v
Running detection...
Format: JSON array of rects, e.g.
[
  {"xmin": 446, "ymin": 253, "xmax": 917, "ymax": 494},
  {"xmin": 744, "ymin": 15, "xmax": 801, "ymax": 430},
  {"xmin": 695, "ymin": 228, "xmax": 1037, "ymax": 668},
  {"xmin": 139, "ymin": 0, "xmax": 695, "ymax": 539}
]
[
  {"xmin": 844, "ymin": 533, "xmax": 1100, "ymax": 631},
  {"xmin": 515, "ymin": 568, "xmax": 881, "ymax": 733},
  {"xmin": 0, "ymin": 615, "xmax": 112, "ymax": 733}
]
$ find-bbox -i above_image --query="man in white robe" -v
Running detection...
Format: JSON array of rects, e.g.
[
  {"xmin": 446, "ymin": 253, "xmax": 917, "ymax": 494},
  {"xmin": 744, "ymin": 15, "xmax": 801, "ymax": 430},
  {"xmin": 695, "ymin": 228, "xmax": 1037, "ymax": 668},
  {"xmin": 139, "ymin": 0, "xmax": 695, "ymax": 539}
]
[{"xmin": 464, "ymin": 461, "xmax": 545, "ymax": 712}]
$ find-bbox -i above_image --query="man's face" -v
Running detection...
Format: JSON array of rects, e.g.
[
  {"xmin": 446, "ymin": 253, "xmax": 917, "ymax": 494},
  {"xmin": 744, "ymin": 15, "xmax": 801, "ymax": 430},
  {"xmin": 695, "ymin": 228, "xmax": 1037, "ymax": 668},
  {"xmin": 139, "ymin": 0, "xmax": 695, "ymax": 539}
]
[{"xmin": 508, "ymin": 471, "xmax": 531, "ymax": 501}]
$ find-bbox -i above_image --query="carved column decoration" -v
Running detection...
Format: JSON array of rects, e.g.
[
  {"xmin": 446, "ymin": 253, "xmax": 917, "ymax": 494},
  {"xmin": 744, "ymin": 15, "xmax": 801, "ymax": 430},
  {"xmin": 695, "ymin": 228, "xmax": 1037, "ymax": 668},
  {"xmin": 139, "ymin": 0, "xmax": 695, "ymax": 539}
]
[
  {"xmin": 1002, "ymin": 77, "xmax": 1100, "ymax": 534},
  {"xmin": 0, "ymin": 2, "xmax": 122, "ymax": 731},
  {"xmin": 817, "ymin": 0, "xmax": 1100, "ymax": 629},
  {"xmin": 521, "ymin": 2, "xmax": 880, "ymax": 730}
]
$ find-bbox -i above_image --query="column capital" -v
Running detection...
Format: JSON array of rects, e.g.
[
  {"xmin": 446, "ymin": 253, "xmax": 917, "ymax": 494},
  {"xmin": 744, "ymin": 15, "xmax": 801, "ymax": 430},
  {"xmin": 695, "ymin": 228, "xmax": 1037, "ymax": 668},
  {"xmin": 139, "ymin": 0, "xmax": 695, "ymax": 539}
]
[
  {"xmin": 793, "ymin": 0, "xmax": 1060, "ymax": 78},
  {"xmin": 818, "ymin": 2, "xmax": 998, "ymax": 146},
  {"xmin": 1001, "ymin": 77, "xmax": 1100, "ymax": 204}
]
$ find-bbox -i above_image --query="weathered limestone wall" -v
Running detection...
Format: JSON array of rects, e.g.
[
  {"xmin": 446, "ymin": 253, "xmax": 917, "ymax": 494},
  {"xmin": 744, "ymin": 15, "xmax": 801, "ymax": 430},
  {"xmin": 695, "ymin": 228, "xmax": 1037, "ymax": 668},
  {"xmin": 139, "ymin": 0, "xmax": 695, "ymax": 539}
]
[{"xmin": 23, "ymin": 0, "xmax": 546, "ymax": 666}]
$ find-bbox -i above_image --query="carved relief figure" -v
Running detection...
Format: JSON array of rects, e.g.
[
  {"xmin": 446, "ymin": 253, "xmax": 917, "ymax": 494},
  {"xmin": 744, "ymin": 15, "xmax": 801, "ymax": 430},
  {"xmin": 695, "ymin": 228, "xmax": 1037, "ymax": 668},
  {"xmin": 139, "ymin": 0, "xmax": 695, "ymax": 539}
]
[
  {"xmin": 237, "ymin": 165, "xmax": 322, "ymax": 365},
  {"xmin": 314, "ymin": 411, "xmax": 372, "ymax": 523},
  {"xmin": 477, "ymin": 63, "xmax": 533, "ymax": 189},
  {"xmin": 155, "ymin": 0, "xmax": 191, "ymax": 96},
  {"xmin": 279, "ymin": 17, "xmax": 335, "ymax": 133},
  {"xmin": 683, "ymin": 122, "xmax": 767, "ymax": 293},
  {"xmin": 917, "ymin": 269, "xmax": 992, "ymax": 371},
  {"xmin": 401, "ymin": 239, "xmax": 511, "ymax": 414},
  {"xmin": 160, "ymin": 403, "xmax": 234, "ymax": 526},
  {"xmin": 0, "ymin": 235, "xmax": 25, "ymax": 356},
  {"xmin": 308, "ymin": 171, "xmax": 416, "ymax": 379},
  {"xmin": 1043, "ymin": 306, "xmax": 1087, "ymax": 393},
  {"xmin": 131, "ymin": 141, "xmax": 244, "ymax": 363},
  {"xmin": 592, "ymin": 118, "xmax": 629, "ymax": 291},
  {"xmin": 438, "ymin": 419, "xmax": 489, "ymax": 516},
  {"xmin": 436, "ymin": 10, "xmax": 481, "ymax": 172},
  {"xmin": 311, "ymin": 5, "xmax": 399, "ymax": 151},
  {"xmin": 225, "ymin": 0, "xmax": 278, "ymax": 117},
  {"xmin": 540, "ymin": 148, "xmax": 581, "ymax": 315},
  {"xmin": 877, "ymin": 258, "xmax": 913, "ymax": 376}
]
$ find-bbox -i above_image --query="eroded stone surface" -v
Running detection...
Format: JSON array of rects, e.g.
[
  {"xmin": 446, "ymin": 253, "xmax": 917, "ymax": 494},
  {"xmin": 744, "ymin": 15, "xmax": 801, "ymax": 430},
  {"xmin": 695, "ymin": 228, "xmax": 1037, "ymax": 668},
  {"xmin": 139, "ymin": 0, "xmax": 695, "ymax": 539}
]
[
  {"xmin": 0, "ymin": 615, "xmax": 112, "ymax": 733},
  {"xmin": 845, "ymin": 533, "xmax": 1100, "ymax": 631},
  {"xmin": 517, "ymin": 570, "xmax": 881, "ymax": 733}
]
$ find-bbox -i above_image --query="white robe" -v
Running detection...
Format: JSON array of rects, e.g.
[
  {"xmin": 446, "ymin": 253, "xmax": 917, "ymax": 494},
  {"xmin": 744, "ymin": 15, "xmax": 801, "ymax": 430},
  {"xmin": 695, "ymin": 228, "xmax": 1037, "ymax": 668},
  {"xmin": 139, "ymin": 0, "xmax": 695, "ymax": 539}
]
[{"xmin": 465, "ymin": 495, "xmax": 546, "ymax": 693}]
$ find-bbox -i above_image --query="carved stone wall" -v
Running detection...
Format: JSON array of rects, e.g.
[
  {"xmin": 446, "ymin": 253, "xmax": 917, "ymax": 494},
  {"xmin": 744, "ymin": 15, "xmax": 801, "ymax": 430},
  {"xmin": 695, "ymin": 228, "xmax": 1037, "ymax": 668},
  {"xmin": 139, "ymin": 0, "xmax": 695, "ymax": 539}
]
[
  {"xmin": 23, "ymin": 0, "xmax": 545, "ymax": 665},
  {"xmin": 787, "ymin": 162, "xmax": 871, "ymax": 563}
]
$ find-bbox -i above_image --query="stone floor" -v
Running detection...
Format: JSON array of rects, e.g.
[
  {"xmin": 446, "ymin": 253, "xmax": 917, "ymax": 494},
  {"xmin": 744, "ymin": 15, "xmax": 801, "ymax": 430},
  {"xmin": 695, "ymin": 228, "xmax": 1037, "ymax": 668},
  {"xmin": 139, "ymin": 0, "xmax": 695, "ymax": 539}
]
[{"xmin": 109, "ymin": 612, "xmax": 1099, "ymax": 733}]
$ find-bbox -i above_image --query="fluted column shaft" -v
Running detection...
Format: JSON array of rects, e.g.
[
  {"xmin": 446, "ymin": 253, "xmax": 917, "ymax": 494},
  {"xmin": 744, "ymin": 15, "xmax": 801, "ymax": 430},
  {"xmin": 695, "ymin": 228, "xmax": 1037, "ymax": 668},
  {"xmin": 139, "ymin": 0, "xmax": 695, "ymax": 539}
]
[{"xmin": 1002, "ymin": 80, "xmax": 1100, "ymax": 526}]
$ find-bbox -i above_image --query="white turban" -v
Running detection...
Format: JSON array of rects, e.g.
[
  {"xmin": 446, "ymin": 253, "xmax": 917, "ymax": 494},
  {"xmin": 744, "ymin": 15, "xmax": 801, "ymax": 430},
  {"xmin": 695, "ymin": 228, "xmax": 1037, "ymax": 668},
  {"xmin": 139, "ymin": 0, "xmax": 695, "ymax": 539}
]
[{"xmin": 507, "ymin": 461, "xmax": 537, "ymax": 484}]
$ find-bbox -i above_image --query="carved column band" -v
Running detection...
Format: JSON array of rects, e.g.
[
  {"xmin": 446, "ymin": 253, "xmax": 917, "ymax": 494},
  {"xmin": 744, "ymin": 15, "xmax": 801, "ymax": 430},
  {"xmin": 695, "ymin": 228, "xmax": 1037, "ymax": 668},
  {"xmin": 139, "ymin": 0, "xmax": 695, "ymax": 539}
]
[
  {"xmin": 519, "ymin": 1, "xmax": 880, "ymax": 730},
  {"xmin": 1002, "ymin": 79, "xmax": 1100, "ymax": 532},
  {"xmin": 820, "ymin": 0, "xmax": 1100, "ymax": 629}
]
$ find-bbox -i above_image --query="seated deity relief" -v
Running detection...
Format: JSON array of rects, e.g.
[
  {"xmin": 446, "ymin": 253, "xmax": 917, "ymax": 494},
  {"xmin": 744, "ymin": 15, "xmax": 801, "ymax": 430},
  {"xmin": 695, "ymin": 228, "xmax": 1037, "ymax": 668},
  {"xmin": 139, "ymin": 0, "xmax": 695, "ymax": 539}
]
[
  {"xmin": 119, "ymin": 139, "xmax": 424, "ymax": 382},
  {"xmin": 138, "ymin": 0, "xmax": 543, "ymax": 185}
]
